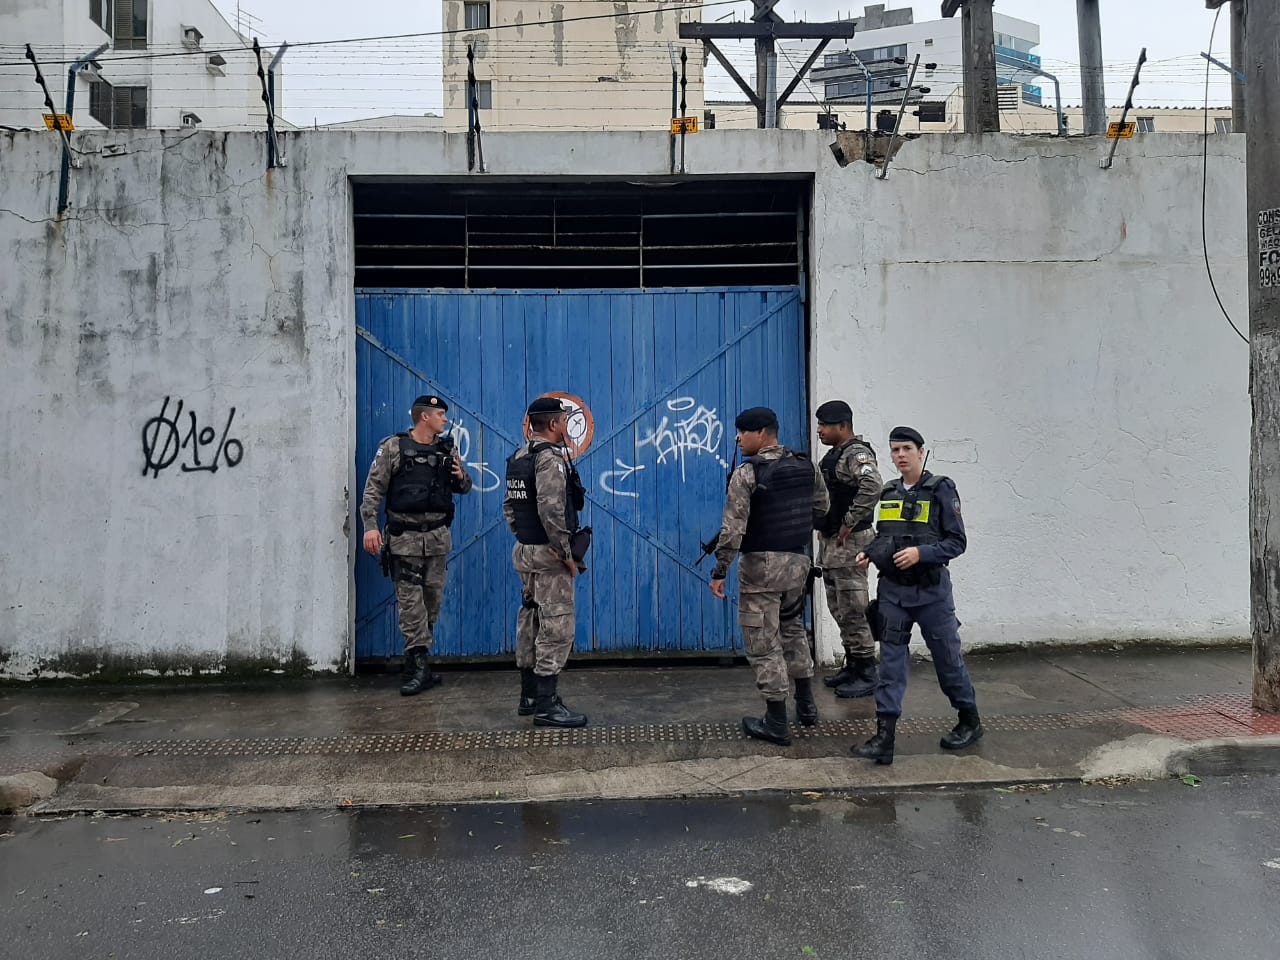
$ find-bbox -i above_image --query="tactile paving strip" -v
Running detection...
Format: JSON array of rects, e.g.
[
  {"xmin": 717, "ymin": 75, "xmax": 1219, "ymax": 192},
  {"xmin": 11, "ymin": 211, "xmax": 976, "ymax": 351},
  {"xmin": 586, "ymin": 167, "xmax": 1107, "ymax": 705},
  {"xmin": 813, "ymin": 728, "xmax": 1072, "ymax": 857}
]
[
  {"xmin": 1119, "ymin": 692, "xmax": 1280, "ymax": 739},
  {"xmin": 2, "ymin": 693, "xmax": 1277, "ymax": 775}
]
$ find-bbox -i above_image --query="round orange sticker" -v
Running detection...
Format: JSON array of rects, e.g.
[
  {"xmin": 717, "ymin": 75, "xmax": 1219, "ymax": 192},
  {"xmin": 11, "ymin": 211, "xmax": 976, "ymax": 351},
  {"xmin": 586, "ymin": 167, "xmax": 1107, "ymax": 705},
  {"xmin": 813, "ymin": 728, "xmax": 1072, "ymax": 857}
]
[{"xmin": 524, "ymin": 392, "xmax": 595, "ymax": 458}]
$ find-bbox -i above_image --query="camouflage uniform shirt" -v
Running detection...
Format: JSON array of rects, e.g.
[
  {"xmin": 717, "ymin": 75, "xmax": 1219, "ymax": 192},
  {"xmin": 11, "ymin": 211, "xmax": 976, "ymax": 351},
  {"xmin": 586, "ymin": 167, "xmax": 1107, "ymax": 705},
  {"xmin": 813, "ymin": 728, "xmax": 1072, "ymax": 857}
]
[
  {"xmin": 711, "ymin": 445, "xmax": 830, "ymax": 590},
  {"xmin": 816, "ymin": 435, "xmax": 882, "ymax": 569},
  {"xmin": 504, "ymin": 441, "xmax": 575, "ymax": 573},
  {"xmin": 360, "ymin": 434, "xmax": 473, "ymax": 557}
]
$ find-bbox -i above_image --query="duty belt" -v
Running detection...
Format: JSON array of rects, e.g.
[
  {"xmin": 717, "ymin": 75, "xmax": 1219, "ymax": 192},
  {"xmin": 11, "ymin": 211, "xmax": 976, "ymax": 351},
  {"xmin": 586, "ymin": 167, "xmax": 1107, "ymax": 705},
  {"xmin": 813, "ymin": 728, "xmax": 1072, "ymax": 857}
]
[{"xmin": 386, "ymin": 517, "xmax": 449, "ymax": 536}]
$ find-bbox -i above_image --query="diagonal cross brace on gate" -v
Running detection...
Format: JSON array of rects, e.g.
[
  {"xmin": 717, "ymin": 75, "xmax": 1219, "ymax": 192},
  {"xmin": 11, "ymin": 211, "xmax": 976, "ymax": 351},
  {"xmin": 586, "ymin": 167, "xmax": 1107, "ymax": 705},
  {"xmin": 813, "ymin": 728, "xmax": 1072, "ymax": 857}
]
[
  {"xmin": 356, "ymin": 323, "xmax": 520, "ymax": 559},
  {"xmin": 356, "ymin": 325, "xmax": 522, "ymax": 450},
  {"xmin": 574, "ymin": 290, "xmax": 801, "ymax": 470},
  {"xmin": 357, "ymin": 319, "xmax": 722, "ymax": 585}
]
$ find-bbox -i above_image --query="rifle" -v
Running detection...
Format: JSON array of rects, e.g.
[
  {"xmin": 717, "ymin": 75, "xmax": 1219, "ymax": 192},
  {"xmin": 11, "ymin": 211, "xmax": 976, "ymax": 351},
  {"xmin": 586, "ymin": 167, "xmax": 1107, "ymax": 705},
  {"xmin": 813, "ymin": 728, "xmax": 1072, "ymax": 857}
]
[{"xmin": 696, "ymin": 451, "xmax": 737, "ymax": 568}]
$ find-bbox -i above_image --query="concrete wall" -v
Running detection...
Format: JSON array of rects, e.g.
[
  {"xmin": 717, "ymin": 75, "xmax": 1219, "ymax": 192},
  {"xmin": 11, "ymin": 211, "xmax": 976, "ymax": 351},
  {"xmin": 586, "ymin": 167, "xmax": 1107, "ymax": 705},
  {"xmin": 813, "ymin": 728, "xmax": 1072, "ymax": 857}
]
[{"xmin": 0, "ymin": 128, "xmax": 1248, "ymax": 677}]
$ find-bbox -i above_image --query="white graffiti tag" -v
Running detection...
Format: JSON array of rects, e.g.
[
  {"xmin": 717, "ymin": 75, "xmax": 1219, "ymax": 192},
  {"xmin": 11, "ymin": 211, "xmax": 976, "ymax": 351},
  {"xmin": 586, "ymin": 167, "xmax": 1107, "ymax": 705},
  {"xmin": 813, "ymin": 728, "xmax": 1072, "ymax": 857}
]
[
  {"xmin": 447, "ymin": 417, "xmax": 503, "ymax": 494},
  {"xmin": 636, "ymin": 397, "xmax": 730, "ymax": 481},
  {"xmin": 598, "ymin": 459, "xmax": 646, "ymax": 499}
]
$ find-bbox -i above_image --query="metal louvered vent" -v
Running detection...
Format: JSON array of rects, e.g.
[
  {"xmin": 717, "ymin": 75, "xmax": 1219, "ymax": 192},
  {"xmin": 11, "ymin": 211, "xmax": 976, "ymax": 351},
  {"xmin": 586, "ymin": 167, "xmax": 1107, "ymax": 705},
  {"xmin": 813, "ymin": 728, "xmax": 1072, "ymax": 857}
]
[{"xmin": 353, "ymin": 178, "xmax": 809, "ymax": 289}]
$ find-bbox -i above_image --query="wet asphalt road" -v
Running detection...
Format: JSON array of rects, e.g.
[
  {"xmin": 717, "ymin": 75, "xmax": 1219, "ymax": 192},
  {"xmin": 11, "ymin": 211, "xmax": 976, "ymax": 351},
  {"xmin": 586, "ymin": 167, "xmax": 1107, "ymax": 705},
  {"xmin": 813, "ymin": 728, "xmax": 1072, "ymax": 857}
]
[{"xmin": 3, "ymin": 776, "xmax": 1278, "ymax": 960}]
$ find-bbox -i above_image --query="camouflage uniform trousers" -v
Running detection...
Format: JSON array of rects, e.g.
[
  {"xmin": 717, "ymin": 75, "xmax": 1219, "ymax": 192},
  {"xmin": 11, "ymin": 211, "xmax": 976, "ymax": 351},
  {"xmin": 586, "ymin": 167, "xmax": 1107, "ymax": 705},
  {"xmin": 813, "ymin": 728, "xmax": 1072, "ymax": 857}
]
[
  {"xmin": 738, "ymin": 552, "xmax": 813, "ymax": 702},
  {"xmin": 392, "ymin": 554, "xmax": 448, "ymax": 653},
  {"xmin": 513, "ymin": 545, "xmax": 577, "ymax": 677},
  {"xmin": 821, "ymin": 566, "xmax": 873, "ymax": 659},
  {"xmin": 819, "ymin": 528, "xmax": 876, "ymax": 660}
]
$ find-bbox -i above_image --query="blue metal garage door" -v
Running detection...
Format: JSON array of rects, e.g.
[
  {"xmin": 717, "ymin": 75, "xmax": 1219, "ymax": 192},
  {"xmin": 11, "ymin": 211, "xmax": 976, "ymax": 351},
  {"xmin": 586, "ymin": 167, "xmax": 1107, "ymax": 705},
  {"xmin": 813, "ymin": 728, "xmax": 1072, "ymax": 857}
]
[{"xmin": 354, "ymin": 287, "xmax": 806, "ymax": 660}]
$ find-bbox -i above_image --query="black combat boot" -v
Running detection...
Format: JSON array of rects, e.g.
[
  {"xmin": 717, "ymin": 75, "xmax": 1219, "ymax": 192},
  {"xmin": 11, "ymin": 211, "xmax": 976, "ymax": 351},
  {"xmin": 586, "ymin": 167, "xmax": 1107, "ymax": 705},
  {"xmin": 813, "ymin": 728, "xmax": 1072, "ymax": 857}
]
[
  {"xmin": 533, "ymin": 674, "xmax": 588, "ymax": 728},
  {"xmin": 517, "ymin": 668, "xmax": 538, "ymax": 716},
  {"xmin": 849, "ymin": 716, "xmax": 896, "ymax": 765},
  {"xmin": 399, "ymin": 649, "xmax": 439, "ymax": 697},
  {"xmin": 940, "ymin": 708, "xmax": 984, "ymax": 750},
  {"xmin": 794, "ymin": 677, "xmax": 818, "ymax": 727},
  {"xmin": 834, "ymin": 657, "xmax": 878, "ymax": 700},
  {"xmin": 823, "ymin": 654, "xmax": 860, "ymax": 689},
  {"xmin": 742, "ymin": 699, "xmax": 792, "ymax": 746}
]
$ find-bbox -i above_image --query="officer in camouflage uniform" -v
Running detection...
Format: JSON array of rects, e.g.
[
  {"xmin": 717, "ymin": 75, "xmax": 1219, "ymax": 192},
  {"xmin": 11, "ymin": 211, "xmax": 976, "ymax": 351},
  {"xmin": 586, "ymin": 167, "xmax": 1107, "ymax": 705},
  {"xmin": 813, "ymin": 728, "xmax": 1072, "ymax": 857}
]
[
  {"xmin": 850, "ymin": 426, "xmax": 982, "ymax": 766},
  {"xmin": 709, "ymin": 406, "xmax": 830, "ymax": 746},
  {"xmin": 361, "ymin": 394, "xmax": 473, "ymax": 696},
  {"xmin": 813, "ymin": 400, "xmax": 883, "ymax": 699},
  {"xmin": 503, "ymin": 396, "xmax": 589, "ymax": 728}
]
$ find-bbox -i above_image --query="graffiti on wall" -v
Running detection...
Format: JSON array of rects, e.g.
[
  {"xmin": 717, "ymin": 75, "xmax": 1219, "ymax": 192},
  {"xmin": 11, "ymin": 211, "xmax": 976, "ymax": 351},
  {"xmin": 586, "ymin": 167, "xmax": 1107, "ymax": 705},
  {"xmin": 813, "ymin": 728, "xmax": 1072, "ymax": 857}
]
[
  {"xmin": 598, "ymin": 396, "xmax": 729, "ymax": 498},
  {"xmin": 447, "ymin": 416, "xmax": 503, "ymax": 493},
  {"xmin": 141, "ymin": 396, "xmax": 244, "ymax": 478}
]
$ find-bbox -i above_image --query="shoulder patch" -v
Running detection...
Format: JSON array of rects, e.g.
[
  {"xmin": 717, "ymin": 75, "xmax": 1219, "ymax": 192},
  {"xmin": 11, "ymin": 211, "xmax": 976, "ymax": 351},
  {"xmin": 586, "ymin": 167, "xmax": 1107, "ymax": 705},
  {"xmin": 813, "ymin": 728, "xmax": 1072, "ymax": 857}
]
[
  {"xmin": 859, "ymin": 464, "xmax": 877, "ymax": 477},
  {"xmin": 855, "ymin": 451, "xmax": 870, "ymax": 463},
  {"xmin": 952, "ymin": 498, "xmax": 962, "ymax": 514}
]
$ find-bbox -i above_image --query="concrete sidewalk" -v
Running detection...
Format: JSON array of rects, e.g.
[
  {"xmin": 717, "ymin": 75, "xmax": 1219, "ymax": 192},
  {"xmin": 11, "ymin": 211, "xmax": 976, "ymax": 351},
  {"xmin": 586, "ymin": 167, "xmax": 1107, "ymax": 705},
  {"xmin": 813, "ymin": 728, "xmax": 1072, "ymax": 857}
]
[{"xmin": 2, "ymin": 646, "xmax": 1276, "ymax": 813}]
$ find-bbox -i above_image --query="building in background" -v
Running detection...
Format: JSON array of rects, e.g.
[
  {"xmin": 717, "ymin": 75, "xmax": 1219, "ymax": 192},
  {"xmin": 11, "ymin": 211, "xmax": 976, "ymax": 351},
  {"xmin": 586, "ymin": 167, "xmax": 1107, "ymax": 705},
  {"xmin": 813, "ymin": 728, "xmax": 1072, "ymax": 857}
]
[
  {"xmin": 798, "ymin": 2, "xmax": 1040, "ymax": 131},
  {"xmin": 0, "ymin": 0, "xmax": 280, "ymax": 131},
  {"xmin": 441, "ymin": 0, "xmax": 704, "ymax": 132}
]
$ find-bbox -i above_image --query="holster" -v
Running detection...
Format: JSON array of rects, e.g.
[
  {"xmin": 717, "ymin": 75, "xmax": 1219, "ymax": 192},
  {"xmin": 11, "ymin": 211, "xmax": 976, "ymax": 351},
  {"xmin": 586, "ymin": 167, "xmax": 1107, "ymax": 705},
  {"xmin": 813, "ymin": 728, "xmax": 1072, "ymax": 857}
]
[
  {"xmin": 865, "ymin": 598, "xmax": 883, "ymax": 646},
  {"xmin": 570, "ymin": 526, "xmax": 593, "ymax": 563},
  {"xmin": 390, "ymin": 557, "xmax": 426, "ymax": 586}
]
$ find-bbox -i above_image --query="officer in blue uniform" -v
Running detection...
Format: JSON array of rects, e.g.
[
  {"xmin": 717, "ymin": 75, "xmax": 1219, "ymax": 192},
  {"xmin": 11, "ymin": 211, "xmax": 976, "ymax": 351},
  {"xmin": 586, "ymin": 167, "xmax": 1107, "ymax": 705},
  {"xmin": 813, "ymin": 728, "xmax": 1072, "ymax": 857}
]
[{"xmin": 849, "ymin": 426, "xmax": 982, "ymax": 765}]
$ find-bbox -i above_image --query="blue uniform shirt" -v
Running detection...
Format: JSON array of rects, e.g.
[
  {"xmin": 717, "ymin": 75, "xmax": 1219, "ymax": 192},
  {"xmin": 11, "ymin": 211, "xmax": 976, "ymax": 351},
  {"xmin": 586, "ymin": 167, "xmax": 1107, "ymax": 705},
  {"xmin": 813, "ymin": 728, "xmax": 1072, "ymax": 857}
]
[{"xmin": 875, "ymin": 472, "xmax": 966, "ymax": 608}]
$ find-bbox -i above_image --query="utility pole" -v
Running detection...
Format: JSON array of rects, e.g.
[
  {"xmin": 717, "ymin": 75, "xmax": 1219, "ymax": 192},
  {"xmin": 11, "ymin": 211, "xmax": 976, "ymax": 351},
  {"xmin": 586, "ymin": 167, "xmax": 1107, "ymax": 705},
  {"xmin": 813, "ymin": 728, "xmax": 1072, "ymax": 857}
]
[
  {"xmin": 1231, "ymin": 0, "xmax": 1247, "ymax": 129},
  {"xmin": 680, "ymin": 2, "xmax": 854, "ymax": 129},
  {"xmin": 1209, "ymin": 0, "xmax": 1249, "ymax": 131},
  {"xmin": 1076, "ymin": 0, "xmax": 1106, "ymax": 135},
  {"xmin": 942, "ymin": 0, "xmax": 999, "ymax": 133},
  {"xmin": 1247, "ymin": 1, "xmax": 1280, "ymax": 710}
]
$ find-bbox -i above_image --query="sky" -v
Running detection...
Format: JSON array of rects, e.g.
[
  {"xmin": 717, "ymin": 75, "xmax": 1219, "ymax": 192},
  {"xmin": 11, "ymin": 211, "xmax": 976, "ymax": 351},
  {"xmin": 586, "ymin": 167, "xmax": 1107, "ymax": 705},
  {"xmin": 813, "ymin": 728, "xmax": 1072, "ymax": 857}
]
[{"xmin": 209, "ymin": 0, "xmax": 1239, "ymax": 126}]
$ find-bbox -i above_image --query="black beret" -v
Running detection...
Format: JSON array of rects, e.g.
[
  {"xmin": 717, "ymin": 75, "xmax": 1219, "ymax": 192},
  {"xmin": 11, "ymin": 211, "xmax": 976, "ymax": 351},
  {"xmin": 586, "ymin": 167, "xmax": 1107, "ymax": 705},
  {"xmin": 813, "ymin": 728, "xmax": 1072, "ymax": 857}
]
[
  {"xmin": 888, "ymin": 425, "xmax": 924, "ymax": 446},
  {"xmin": 527, "ymin": 396, "xmax": 568, "ymax": 416},
  {"xmin": 735, "ymin": 406, "xmax": 778, "ymax": 432},
  {"xmin": 815, "ymin": 400, "xmax": 852, "ymax": 424},
  {"xmin": 412, "ymin": 394, "xmax": 448, "ymax": 412}
]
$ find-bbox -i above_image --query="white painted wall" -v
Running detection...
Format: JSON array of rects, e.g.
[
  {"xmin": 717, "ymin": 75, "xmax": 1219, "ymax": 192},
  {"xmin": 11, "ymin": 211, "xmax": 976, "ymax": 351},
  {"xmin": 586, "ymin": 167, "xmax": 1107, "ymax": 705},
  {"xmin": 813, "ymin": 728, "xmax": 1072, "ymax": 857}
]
[{"xmin": 0, "ymin": 128, "xmax": 1248, "ymax": 678}]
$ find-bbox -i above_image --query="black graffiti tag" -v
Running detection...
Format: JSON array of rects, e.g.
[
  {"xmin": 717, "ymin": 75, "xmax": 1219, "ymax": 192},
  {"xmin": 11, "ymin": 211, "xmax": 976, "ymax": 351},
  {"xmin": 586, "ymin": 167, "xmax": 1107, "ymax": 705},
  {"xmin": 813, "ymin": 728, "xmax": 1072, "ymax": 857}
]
[{"xmin": 141, "ymin": 396, "xmax": 244, "ymax": 478}]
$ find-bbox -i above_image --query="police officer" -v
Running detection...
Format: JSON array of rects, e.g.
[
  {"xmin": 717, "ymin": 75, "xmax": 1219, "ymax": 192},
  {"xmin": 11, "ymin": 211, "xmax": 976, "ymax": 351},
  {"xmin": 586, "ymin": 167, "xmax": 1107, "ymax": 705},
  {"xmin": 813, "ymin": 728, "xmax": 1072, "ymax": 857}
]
[
  {"xmin": 849, "ymin": 426, "xmax": 982, "ymax": 765},
  {"xmin": 709, "ymin": 407, "xmax": 830, "ymax": 746},
  {"xmin": 503, "ymin": 397, "xmax": 589, "ymax": 728},
  {"xmin": 361, "ymin": 395, "xmax": 473, "ymax": 696},
  {"xmin": 813, "ymin": 400, "xmax": 883, "ymax": 699}
]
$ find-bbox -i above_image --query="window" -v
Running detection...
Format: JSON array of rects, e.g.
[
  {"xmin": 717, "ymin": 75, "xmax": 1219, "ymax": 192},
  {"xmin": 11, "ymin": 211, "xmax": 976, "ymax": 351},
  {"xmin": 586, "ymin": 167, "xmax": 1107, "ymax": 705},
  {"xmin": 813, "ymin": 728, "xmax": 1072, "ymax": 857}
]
[
  {"xmin": 1136, "ymin": 116, "xmax": 1156, "ymax": 134},
  {"xmin": 923, "ymin": 38, "xmax": 933, "ymax": 47},
  {"xmin": 89, "ymin": 79, "xmax": 147, "ymax": 128},
  {"xmin": 113, "ymin": 0, "xmax": 147, "ymax": 50},
  {"xmin": 464, "ymin": 2, "xmax": 490, "ymax": 30},
  {"xmin": 852, "ymin": 43, "xmax": 907, "ymax": 64},
  {"xmin": 89, "ymin": 0, "xmax": 113, "ymax": 32},
  {"xmin": 474, "ymin": 80, "xmax": 492, "ymax": 109},
  {"xmin": 1215, "ymin": 117, "xmax": 1233, "ymax": 134}
]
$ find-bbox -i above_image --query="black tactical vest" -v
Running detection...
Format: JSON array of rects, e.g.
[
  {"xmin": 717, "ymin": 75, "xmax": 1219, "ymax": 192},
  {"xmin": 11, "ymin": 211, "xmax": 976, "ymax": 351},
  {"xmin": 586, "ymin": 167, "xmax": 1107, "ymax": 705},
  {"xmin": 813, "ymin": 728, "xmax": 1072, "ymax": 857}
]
[
  {"xmin": 385, "ymin": 434, "xmax": 456, "ymax": 522},
  {"xmin": 505, "ymin": 441, "xmax": 579, "ymax": 545},
  {"xmin": 818, "ymin": 440, "xmax": 875, "ymax": 537},
  {"xmin": 741, "ymin": 451, "xmax": 814, "ymax": 554},
  {"xmin": 865, "ymin": 473, "xmax": 949, "ymax": 584}
]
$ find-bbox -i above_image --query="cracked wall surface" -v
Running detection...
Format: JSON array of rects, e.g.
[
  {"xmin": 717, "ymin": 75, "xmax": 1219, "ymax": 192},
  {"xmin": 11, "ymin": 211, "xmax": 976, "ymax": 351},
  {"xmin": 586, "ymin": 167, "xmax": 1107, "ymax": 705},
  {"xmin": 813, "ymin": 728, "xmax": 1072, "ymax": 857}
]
[
  {"xmin": 810, "ymin": 133, "xmax": 1249, "ymax": 651},
  {"xmin": 0, "ymin": 129, "xmax": 1249, "ymax": 678}
]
